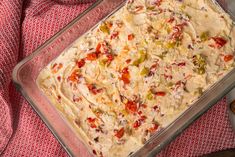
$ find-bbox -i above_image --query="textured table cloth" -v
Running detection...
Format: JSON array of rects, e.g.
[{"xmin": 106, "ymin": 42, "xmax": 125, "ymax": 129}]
[{"xmin": 0, "ymin": 0, "xmax": 234, "ymax": 157}]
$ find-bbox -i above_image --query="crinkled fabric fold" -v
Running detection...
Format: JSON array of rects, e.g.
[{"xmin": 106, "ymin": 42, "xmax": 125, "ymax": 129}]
[{"xmin": 0, "ymin": 0, "xmax": 234, "ymax": 156}]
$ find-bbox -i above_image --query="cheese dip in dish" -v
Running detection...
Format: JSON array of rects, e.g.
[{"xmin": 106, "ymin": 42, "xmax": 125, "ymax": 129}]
[{"xmin": 37, "ymin": 0, "xmax": 235, "ymax": 156}]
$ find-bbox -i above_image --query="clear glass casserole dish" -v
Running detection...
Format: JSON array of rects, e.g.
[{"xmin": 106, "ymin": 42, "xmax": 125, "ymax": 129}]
[{"xmin": 12, "ymin": 0, "xmax": 235, "ymax": 156}]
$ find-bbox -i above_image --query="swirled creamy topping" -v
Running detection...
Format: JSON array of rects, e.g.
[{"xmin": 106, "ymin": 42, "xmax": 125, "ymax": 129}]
[{"xmin": 37, "ymin": 0, "xmax": 235, "ymax": 156}]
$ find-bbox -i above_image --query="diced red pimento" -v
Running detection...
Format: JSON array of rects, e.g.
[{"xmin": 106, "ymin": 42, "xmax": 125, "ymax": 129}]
[
  {"xmin": 134, "ymin": 5, "xmax": 144, "ymax": 12},
  {"xmin": 68, "ymin": 69, "xmax": 81, "ymax": 83},
  {"xmin": 177, "ymin": 62, "xmax": 186, "ymax": 67},
  {"xmin": 154, "ymin": 0, "xmax": 163, "ymax": 7},
  {"xmin": 76, "ymin": 59, "xmax": 86, "ymax": 68},
  {"xmin": 87, "ymin": 117, "xmax": 97, "ymax": 128},
  {"xmin": 87, "ymin": 84, "xmax": 103, "ymax": 95},
  {"xmin": 128, "ymin": 34, "xmax": 135, "ymax": 41},
  {"xmin": 106, "ymin": 53, "xmax": 114, "ymax": 63},
  {"xmin": 148, "ymin": 123, "xmax": 159, "ymax": 133},
  {"xmin": 86, "ymin": 52, "xmax": 99, "ymax": 61},
  {"xmin": 155, "ymin": 92, "xmax": 166, "ymax": 96},
  {"xmin": 209, "ymin": 37, "xmax": 227, "ymax": 49},
  {"xmin": 167, "ymin": 17, "xmax": 175, "ymax": 23},
  {"xmin": 120, "ymin": 67, "xmax": 130, "ymax": 84},
  {"xmin": 110, "ymin": 31, "xmax": 119, "ymax": 39},
  {"xmin": 224, "ymin": 54, "xmax": 233, "ymax": 62},
  {"xmin": 114, "ymin": 127, "xmax": 125, "ymax": 139},
  {"xmin": 125, "ymin": 100, "xmax": 138, "ymax": 113},
  {"xmin": 126, "ymin": 59, "xmax": 132, "ymax": 64},
  {"xmin": 51, "ymin": 63, "xmax": 63, "ymax": 73},
  {"xmin": 171, "ymin": 23, "xmax": 187, "ymax": 41},
  {"xmin": 96, "ymin": 43, "xmax": 102, "ymax": 53},
  {"xmin": 133, "ymin": 116, "xmax": 146, "ymax": 129}
]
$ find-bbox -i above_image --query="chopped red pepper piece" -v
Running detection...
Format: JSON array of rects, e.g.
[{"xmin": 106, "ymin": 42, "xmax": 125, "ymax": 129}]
[
  {"xmin": 110, "ymin": 31, "xmax": 119, "ymax": 39},
  {"xmin": 87, "ymin": 84, "xmax": 103, "ymax": 95},
  {"xmin": 52, "ymin": 63, "xmax": 63, "ymax": 73},
  {"xmin": 86, "ymin": 52, "xmax": 99, "ymax": 61},
  {"xmin": 155, "ymin": 92, "xmax": 166, "ymax": 96},
  {"xmin": 68, "ymin": 69, "xmax": 81, "ymax": 83},
  {"xmin": 125, "ymin": 100, "xmax": 138, "ymax": 113},
  {"xmin": 154, "ymin": 0, "xmax": 163, "ymax": 7},
  {"xmin": 96, "ymin": 43, "xmax": 102, "ymax": 53},
  {"xmin": 167, "ymin": 17, "xmax": 175, "ymax": 23},
  {"xmin": 209, "ymin": 37, "xmax": 227, "ymax": 49},
  {"xmin": 106, "ymin": 53, "xmax": 114, "ymax": 62},
  {"xmin": 76, "ymin": 59, "xmax": 85, "ymax": 68},
  {"xmin": 177, "ymin": 62, "xmax": 186, "ymax": 67},
  {"xmin": 134, "ymin": 5, "xmax": 144, "ymax": 12},
  {"xmin": 171, "ymin": 23, "xmax": 187, "ymax": 41},
  {"xmin": 128, "ymin": 34, "xmax": 135, "ymax": 41},
  {"xmin": 120, "ymin": 67, "xmax": 130, "ymax": 84},
  {"xmin": 87, "ymin": 117, "xmax": 97, "ymax": 128},
  {"xmin": 149, "ymin": 123, "xmax": 159, "ymax": 133},
  {"xmin": 133, "ymin": 116, "xmax": 146, "ymax": 129},
  {"xmin": 224, "ymin": 54, "xmax": 233, "ymax": 62},
  {"xmin": 115, "ymin": 127, "xmax": 125, "ymax": 139},
  {"xmin": 126, "ymin": 59, "xmax": 132, "ymax": 64},
  {"xmin": 133, "ymin": 120, "xmax": 141, "ymax": 129}
]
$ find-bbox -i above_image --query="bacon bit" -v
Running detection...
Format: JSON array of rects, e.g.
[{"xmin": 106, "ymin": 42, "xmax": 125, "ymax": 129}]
[
  {"xmin": 155, "ymin": 92, "xmax": 166, "ymax": 96},
  {"xmin": 87, "ymin": 117, "xmax": 97, "ymax": 128},
  {"xmin": 52, "ymin": 63, "xmax": 63, "ymax": 73},
  {"xmin": 114, "ymin": 127, "xmax": 125, "ymax": 139},
  {"xmin": 120, "ymin": 67, "xmax": 130, "ymax": 84},
  {"xmin": 76, "ymin": 59, "xmax": 85, "ymax": 68},
  {"xmin": 110, "ymin": 31, "xmax": 119, "ymax": 39},
  {"xmin": 68, "ymin": 69, "xmax": 81, "ymax": 83},
  {"xmin": 128, "ymin": 34, "xmax": 135, "ymax": 41},
  {"xmin": 209, "ymin": 37, "xmax": 227, "ymax": 49},
  {"xmin": 224, "ymin": 54, "xmax": 233, "ymax": 62},
  {"xmin": 125, "ymin": 100, "xmax": 138, "ymax": 113},
  {"xmin": 167, "ymin": 17, "xmax": 175, "ymax": 23},
  {"xmin": 87, "ymin": 84, "xmax": 103, "ymax": 95},
  {"xmin": 57, "ymin": 76, "xmax": 61, "ymax": 82},
  {"xmin": 126, "ymin": 59, "xmax": 132, "ymax": 64},
  {"xmin": 148, "ymin": 123, "xmax": 159, "ymax": 133},
  {"xmin": 86, "ymin": 52, "xmax": 99, "ymax": 61}
]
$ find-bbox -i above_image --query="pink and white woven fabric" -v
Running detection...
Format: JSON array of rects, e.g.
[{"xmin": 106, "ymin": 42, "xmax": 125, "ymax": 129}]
[{"xmin": 0, "ymin": 0, "xmax": 234, "ymax": 157}]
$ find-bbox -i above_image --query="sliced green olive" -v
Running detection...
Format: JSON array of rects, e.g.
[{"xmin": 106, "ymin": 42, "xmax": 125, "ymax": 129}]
[
  {"xmin": 140, "ymin": 67, "xmax": 150, "ymax": 76},
  {"xmin": 132, "ymin": 50, "xmax": 147, "ymax": 66},
  {"xmin": 193, "ymin": 54, "xmax": 206, "ymax": 75},
  {"xmin": 200, "ymin": 31, "xmax": 210, "ymax": 41},
  {"xmin": 146, "ymin": 91, "xmax": 153, "ymax": 100},
  {"xmin": 99, "ymin": 23, "xmax": 110, "ymax": 34}
]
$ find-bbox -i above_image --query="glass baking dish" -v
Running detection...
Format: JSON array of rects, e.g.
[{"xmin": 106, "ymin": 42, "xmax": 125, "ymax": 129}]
[{"xmin": 12, "ymin": 0, "xmax": 235, "ymax": 156}]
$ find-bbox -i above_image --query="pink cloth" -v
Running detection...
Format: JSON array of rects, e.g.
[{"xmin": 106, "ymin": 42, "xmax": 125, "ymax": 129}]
[{"xmin": 0, "ymin": 0, "xmax": 234, "ymax": 157}]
